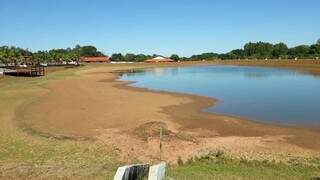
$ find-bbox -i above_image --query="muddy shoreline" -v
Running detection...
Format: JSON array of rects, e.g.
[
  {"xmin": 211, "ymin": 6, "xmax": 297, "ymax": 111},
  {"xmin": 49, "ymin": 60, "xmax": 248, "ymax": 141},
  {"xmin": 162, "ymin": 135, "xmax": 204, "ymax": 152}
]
[
  {"xmin": 113, "ymin": 66, "xmax": 320, "ymax": 148},
  {"xmin": 15, "ymin": 61, "xmax": 320, "ymax": 162}
]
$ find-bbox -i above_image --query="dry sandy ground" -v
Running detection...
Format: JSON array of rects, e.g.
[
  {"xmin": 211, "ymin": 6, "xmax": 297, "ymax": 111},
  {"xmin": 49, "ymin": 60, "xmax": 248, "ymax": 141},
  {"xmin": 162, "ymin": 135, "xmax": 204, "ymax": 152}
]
[{"xmin": 16, "ymin": 62, "xmax": 320, "ymax": 164}]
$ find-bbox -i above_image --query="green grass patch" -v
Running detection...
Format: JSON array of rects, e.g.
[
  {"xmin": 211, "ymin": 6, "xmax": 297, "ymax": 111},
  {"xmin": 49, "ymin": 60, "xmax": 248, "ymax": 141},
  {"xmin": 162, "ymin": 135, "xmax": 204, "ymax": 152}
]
[
  {"xmin": 0, "ymin": 135, "xmax": 119, "ymax": 179},
  {"xmin": 166, "ymin": 151, "xmax": 320, "ymax": 180},
  {"xmin": 0, "ymin": 67, "xmax": 81, "ymax": 94}
]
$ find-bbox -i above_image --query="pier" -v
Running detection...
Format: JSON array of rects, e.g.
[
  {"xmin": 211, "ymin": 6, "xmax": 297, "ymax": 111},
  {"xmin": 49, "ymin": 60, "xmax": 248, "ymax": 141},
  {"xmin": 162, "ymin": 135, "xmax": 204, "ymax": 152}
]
[{"xmin": 1, "ymin": 56, "xmax": 45, "ymax": 77}]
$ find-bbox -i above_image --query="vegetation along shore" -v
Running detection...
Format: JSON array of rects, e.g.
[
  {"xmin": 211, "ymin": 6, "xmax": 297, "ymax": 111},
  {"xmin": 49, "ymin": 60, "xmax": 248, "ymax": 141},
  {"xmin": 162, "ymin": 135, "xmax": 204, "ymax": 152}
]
[
  {"xmin": 1, "ymin": 40, "xmax": 320, "ymax": 65},
  {"xmin": 1, "ymin": 60, "xmax": 320, "ymax": 179}
]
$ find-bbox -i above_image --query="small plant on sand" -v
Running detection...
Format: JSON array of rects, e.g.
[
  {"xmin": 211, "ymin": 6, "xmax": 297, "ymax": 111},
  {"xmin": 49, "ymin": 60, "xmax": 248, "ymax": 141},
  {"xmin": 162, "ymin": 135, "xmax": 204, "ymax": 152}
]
[
  {"xmin": 196, "ymin": 149, "xmax": 225, "ymax": 162},
  {"xmin": 215, "ymin": 149, "xmax": 225, "ymax": 159},
  {"xmin": 186, "ymin": 157, "xmax": 195, "ymax": 165},
  {"xmin": 177, "ymin": 156, "xmax": 184, "ymax": 166}
]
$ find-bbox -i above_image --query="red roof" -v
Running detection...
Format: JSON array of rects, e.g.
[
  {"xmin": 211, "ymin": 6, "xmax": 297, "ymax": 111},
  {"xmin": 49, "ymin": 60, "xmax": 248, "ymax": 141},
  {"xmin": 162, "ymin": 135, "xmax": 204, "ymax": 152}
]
[{"xmin": 80, "ymin": 56, "xmax": 110, "ymax": 63}]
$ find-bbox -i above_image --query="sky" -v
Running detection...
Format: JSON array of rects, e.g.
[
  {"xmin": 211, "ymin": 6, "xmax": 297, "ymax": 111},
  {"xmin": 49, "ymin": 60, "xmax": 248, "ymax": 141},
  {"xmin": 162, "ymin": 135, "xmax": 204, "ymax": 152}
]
[{"xmin": 0, "ymin": 0, "xmax": 319, "ymax": 57}]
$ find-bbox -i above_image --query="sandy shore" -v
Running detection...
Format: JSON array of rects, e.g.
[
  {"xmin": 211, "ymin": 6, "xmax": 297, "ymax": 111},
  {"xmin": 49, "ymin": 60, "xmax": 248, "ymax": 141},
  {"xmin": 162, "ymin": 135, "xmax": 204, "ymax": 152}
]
[{"xmin": 16, "ymin": 61, "xmax": 320, "ymax": 163}]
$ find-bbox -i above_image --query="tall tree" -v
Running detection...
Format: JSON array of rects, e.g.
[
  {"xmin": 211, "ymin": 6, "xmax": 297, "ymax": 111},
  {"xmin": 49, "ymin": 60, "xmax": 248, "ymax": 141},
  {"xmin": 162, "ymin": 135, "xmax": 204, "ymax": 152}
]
[
  {"xmin": 111, "ymin": 53, "xmax": 124, "ymax": 61},
  {"xmin": 310, "ymin": 44, "xmax": 320, "ymax": 55},
  {"xmin": 134, "ymin": 54, "xmax": 150, "ymax": 62},
  {"xmin": 190, "ymin": 52, "xmax": 219, "ymax": 60},
  {"xmin": 228, "ymin": 49, "xmax": 245, "ymax": 59},
  {"xmin": 79, "ymin": 46, "xmax": 104, "ymax": 57},
  {"xmin": 244, "ymin": 41, "xmax": 273, "ymax": 59},
  {"xmin": 272, "ymin": 42, "xmax": 289, "ymax": 58},
  {"xmin": 170, "ymin": 54, "xmax": 180, "ymax": 61},
  {"xmin": 124, "ymin": 53, "xmax": 136, "ymax": 62},
  {"xmin": 289, "ymin": 45, "xmax": 310, "ymax": 58}
]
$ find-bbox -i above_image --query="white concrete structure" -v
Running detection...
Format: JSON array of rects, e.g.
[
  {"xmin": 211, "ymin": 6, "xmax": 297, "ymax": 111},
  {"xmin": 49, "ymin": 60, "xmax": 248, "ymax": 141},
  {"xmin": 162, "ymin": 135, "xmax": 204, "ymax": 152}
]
[
  {"xmin": 148, "ymin": 163, "xmax": 166, "ymax": 180},
  {"xmin": 113, "ymin": 165, "xmax": 130, "ymax": 180},
  {"xmin": 113, "ymin": 164, "xmax": 149, "ymax": 180},
  {"xmin": 113, "ymin": 163, "xmax": 166, "ymax": 180}
]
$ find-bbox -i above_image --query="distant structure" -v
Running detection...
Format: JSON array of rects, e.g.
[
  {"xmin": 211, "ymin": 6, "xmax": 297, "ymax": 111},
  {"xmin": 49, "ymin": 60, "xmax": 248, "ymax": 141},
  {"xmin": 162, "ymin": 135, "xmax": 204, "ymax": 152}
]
[
  {"xmin": 3, "ymin": 56, "xmax": 45, "ymax": 77},
  {"xmin": 80, "ymin": 56, "xmax": 110, "ymax": 63},
  {"xmin": 145, "ymin": 56, "xmax": 174, "ymax": 63}
]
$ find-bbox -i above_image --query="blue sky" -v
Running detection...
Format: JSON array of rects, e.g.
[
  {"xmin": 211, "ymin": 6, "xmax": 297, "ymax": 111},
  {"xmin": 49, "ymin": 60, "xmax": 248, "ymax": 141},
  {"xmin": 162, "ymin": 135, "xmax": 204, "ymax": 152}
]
[{"xmin": 0, "ymin": 0, "xmax": 319, "ymax": 56}]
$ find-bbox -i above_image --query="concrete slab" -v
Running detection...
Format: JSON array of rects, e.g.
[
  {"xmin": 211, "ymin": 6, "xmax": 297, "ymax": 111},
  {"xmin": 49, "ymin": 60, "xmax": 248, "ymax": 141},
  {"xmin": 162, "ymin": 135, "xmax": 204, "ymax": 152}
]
[
  {"xmin": 148, "ymin": 163, "xmax": 166, "ymax": 180},
  {"xmin": 113, "ymin": 164, "xmax": 149, "ymax": 180}
]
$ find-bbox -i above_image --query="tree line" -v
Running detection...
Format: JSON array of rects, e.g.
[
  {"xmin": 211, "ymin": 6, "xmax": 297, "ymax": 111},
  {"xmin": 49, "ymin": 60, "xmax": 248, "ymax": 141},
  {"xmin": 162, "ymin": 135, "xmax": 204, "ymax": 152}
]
[
  {"xmin": 0, "ymin": 45, "xmax": 104, "ymax": 65},
  {"xmin": 1, "ymin": 39, "xmax": 319, "ymax": 65},
  {"xmin": 113, "ymin": 39, "xmax": 320, "ymax": 61},
  {"xmin": 189, "ymin": 39, "xmax": 320, "ymax": 61}
]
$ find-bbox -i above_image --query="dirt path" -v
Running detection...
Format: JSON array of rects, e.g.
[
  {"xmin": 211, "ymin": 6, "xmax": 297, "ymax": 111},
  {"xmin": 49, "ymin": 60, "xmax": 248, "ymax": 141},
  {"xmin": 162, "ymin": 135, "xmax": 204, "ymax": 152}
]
[{"xmin": 16, "ymin": 63, "xmax": 320, "ymax": 163}]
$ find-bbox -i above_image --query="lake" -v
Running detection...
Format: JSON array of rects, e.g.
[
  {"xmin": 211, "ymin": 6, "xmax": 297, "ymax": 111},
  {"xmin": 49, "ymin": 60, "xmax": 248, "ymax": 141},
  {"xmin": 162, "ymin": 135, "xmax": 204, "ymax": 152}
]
[{"xmin": 119, "ymin": 65, "xmax": 320, "ymax": 127}]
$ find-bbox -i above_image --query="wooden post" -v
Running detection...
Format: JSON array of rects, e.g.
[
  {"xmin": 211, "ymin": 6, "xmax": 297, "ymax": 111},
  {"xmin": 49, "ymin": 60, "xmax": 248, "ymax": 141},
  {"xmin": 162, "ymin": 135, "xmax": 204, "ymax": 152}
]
[{"xmin": 159, "ymin": 127, "xmax": 163, "ymax": 161}]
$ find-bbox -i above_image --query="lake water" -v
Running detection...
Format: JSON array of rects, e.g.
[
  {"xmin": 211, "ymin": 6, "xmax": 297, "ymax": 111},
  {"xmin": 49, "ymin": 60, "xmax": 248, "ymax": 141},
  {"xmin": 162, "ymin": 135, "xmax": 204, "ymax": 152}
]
[{"xmin": 119, "ymin": 65, "xmax": 320, "ymax": 127}]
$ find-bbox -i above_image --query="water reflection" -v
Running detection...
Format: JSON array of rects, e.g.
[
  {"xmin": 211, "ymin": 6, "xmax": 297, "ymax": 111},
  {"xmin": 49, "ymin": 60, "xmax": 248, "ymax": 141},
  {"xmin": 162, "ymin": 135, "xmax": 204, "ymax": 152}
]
[
  {"xmin": 244, "ymin": 72, "xmax": 270, "ymax": 79},
  {"xmin": 120, "ymin": 65, "xmax": 320, "ymax": 126}
]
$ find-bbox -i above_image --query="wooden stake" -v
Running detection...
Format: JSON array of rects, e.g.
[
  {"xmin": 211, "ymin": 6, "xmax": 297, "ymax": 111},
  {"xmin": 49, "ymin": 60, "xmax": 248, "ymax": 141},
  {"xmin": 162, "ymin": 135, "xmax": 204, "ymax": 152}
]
[{"xmin": 159, "ymin": 127, "xmax": 163, "ymax": 161}]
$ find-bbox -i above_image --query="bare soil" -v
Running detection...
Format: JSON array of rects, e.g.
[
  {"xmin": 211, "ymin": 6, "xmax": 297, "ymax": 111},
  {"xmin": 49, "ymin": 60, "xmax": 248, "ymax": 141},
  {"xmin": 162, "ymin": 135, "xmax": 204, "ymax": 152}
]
[{"xmin": 14, "ymin": 61, "xmax": 320, "ymax": 164}]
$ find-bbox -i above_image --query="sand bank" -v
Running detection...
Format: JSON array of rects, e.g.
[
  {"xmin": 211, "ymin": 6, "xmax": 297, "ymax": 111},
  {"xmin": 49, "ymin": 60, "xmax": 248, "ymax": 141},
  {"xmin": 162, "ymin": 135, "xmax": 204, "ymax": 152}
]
[{"xmin": 16, "ymin": 62, "xmax": 320, "ymax": 163}]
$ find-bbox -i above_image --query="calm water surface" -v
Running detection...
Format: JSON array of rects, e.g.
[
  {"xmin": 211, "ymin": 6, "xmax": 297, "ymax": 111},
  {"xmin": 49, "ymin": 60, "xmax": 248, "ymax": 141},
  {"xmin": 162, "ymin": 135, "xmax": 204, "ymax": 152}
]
[{"xmin": 120, "ymin": 65, "xmax": 320, "ymax": 126}]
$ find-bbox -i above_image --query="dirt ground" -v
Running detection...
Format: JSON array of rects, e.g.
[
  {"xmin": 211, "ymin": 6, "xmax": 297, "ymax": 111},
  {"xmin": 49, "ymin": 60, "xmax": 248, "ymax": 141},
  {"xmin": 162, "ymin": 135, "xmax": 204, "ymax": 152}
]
[{"xmin": 13, "ymin": 61, "xmax": 320, "ymax": 164}]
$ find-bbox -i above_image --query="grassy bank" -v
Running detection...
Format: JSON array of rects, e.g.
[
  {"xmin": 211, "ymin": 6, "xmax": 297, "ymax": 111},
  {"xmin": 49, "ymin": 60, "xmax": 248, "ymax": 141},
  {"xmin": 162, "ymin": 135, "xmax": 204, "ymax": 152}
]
[
  {"xmin": 166, "ymin": 151, "xmax": 320, "ymax": 180},
  {"xmin": 0, "ymin": 66, "xmax": 120, "ymax": 179},
  {"xmin": 0, "ymin": 136, "xmax": 119, "ymax": 179}
]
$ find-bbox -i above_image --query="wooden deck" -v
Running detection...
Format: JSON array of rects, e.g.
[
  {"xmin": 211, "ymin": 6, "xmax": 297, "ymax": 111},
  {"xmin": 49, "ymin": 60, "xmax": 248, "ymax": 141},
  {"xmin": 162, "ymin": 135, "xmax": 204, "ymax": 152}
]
[{"xmin": 3, "ymin": 65, "xmax": 45, "ymax": 77}]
